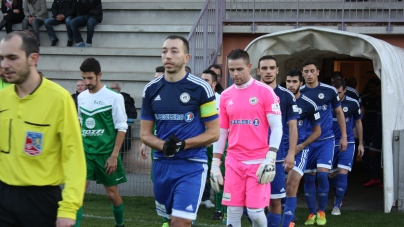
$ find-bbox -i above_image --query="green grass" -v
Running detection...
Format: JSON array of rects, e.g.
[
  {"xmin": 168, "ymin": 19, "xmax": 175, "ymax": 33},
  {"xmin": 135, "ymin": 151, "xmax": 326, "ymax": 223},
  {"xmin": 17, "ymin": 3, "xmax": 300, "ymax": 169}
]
[{"xmin": 81, "ymin": 194, "xmax": 404, "ymax": 227}]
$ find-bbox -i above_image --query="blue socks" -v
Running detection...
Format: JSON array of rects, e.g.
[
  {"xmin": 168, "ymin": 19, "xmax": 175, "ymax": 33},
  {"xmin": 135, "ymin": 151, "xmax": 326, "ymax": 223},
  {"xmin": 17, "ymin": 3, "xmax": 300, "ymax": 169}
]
[
  {"xmin": 335, "ymin": 174, "xmax": 348, "ymax": 208},
  {"xmin": 317, "ymin": 172, "xmax": 329, "ymax": 212},
  {"xmin": 267, "ymin": 212, "xmax": 281, "ymax": 226},
  {"xmin": 281, "ymin": 197, "xmax": 297, "ymax": 227},
  {"xmin": 304, "ymin": 174, "xmax": 317, "ymax": 214}
]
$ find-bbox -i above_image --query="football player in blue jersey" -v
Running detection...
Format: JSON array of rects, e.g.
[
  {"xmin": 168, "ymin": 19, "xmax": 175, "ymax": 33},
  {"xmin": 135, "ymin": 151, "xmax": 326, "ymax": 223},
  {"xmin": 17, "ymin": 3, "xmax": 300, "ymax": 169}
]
[
  {"xmin": 329, "ymin": 79, "xmax": 364, "ymax": 216},
  {"xmin": 330, "ymin": 72, "xmax": 361, "ymax": 104},
  {"xmin": 140, "ymin": 35, "xmax": 220, "ymax": 227},
  {"xmin": 300, "ymin": 59, "xmax": 347, "ymax": 226},
  {"xmin": 257, "ymin": 56, "xmax": 299, "ymax": 227},
  {"xmin": 283, "ymin": 69, "xmax": 321, "ymax": 227}
]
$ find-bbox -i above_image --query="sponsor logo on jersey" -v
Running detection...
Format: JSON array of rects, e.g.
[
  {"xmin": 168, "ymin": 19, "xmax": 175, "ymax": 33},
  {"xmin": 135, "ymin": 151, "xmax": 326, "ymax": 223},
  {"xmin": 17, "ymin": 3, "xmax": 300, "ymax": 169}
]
[
  {"xmin": 185, "ymin": 112, "xmax": 194, "ymax": 122},
  {"xmin": 155, "ymin": 113, "xmax": 196, "ymax": 122},
  {"xmin": 249, "ymin": 96, "xmax": 258, "ymax": 105},
  {"xmin": 85, "ymin": 117, "xmax": 96, "ymax": 129},
  {"xmin": 180, "ymin": 92, "xmax": 190, "ymax": 103},
  {"xmin": 280, "ymin": 188, "xmax": 285, "ymax": 192},
  {"xmin": 272, "ymin": 103, "xmax": 280, "ymax": 111},
  {"xmin": 94, "ymin": 100, "xmax": 105, "ymax": 105},
  {"xmin": 227, "ymin": 100, "xmax": 233, "ymax": 105},
  {"xmin": 298, "ymin": 120, "xmax": 304, "ymax": 126},
  {"xmin": 318, "ymin": 93, "xmax": 324, "ymax": 99},
  {"xmin": 24, "ymin": 131, "xmax": 43, "ymax": 156},
  {"xmin": 314, "ymin": 112, "xmax": 320, "ymax": 120},
  {"xmin": 298, "ymin": 107, "xmax": 302, "ymax": 114},
  {"xmin": 222, "ymin": 193, "xmax": 231, "ymax": 201},
  {"xmin": 292, "ymin": 105, "xmax": 299, "ymax": 112},
  {"xmin": 343, "ymin": 107, "xmax": 348, "ymax": 112},
  {"xmin": 318, "ymin": 104, "xmax": 328, "ymax": 111},
  {"xmin": 82, "ymin": 129, "xmax": 105, "ymax": 137},
  {"xmin": 154, "ymin": 95, "xmax": 161, "ymax": 101},
  {"xmin": 253, "ymin": 118, "xmax": 260, "ymax": 126}
]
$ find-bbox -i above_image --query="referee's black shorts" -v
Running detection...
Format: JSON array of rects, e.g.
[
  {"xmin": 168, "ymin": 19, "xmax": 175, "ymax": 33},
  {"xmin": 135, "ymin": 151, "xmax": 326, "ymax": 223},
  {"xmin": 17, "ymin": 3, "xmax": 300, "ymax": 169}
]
[{"xmin": 0, "ymin": 180, "xmax": 62, "ymax": 227}]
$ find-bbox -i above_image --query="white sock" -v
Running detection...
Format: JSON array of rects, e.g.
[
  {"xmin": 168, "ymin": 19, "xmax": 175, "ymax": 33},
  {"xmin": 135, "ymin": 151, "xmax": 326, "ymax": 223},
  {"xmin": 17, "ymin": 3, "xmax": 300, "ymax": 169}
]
[
  {"xmin": 226, "ymin": 206, "xmax": 243, "ymax": 227},
  {"xmin": 247, "ymin": 208, "xmax": 266, "ymax": 227}
]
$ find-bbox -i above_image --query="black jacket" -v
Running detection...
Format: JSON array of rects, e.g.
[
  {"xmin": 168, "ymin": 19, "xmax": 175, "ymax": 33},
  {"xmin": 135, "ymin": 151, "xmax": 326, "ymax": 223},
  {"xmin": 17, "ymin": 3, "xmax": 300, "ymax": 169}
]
[
  {"xmin": 51, "ymin": 0, "xmax": 76, "ymax": 18},
  {"xmin": 77, "ymin": 0, "xmax": 102, "ymax": 23},
  {"xmin": 121, "ymin": 92, "xmax": 137, "ymax": 119}
]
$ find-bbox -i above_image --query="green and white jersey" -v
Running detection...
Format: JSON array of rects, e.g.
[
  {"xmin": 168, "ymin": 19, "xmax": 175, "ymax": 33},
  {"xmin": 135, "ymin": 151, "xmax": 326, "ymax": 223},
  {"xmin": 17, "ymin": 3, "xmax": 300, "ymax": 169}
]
[{"xmin": 78, "ymin": 86, "xmax": 128, "ymax": 155}]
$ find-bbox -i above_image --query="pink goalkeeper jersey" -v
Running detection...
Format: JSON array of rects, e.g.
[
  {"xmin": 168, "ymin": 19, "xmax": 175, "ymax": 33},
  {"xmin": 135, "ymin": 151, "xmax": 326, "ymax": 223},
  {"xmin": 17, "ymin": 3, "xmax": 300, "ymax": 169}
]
[{"xmin": 219, "ymin": 78, "xmax": 281, "ymax": 161}]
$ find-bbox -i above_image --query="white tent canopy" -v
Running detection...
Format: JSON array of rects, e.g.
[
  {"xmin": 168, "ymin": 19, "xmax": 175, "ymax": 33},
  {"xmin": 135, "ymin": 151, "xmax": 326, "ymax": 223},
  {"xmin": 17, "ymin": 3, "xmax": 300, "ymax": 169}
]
[{"xmin": 245, "ymin": 27, "xmax": 404, "ymax": 213}]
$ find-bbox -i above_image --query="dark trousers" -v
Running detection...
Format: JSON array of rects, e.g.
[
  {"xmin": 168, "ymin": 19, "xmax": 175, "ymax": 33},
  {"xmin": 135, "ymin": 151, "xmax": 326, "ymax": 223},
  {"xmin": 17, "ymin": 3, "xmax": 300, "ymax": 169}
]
[
  {"xmin": 1, "ymin": 11, "xmax": 24, "ymax": 33},
  {"xmin": 0, "ymin": 181, "xmax": 61, "ymax": 227}
]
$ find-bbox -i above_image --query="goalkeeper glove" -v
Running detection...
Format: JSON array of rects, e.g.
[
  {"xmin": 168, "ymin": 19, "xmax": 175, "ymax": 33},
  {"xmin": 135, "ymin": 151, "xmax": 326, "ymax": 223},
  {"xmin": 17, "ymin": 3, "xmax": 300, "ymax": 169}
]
[
  {"xmin": 210, "ymin": 158, "xmax": 223, "ymax": 192},
  {"xmin": 162, "ymin": 134, "xmax": 185, "ymax": 157},
  {"xmin": 256, "ymin": 150, "xmax": 276, "ymax": 184}
]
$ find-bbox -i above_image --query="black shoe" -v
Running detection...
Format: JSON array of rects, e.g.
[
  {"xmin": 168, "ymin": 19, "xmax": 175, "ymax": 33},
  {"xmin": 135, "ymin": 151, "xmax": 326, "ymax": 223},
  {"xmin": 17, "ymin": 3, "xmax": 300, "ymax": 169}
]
[
  {"xmin": 0, "ymin": 20, "xmax": 7, "ymax": 30},
  {"xmin": 51, "ymin": 38, "xmax": 59, "ymax": 46},
  {"xmin": 67, "ymin": 40, "xmax": 73, "ymax": 47},
  {"xmin": 211, "ymin": 211, "xmax": 223, "ymax": 220},
  {"xmin": 116, "ymin": 225, "xmax": 124, "ymax": 227}
]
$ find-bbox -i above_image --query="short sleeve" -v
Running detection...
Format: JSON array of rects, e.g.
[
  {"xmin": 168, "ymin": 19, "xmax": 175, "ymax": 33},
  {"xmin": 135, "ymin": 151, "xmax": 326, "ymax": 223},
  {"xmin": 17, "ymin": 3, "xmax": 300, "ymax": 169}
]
[
  {"xmin": 265, "ymin": 88, "xmax": 281, "ymax": 115},
  {"xmin": 140, "ymin": 85, "xmax": 154, "ymax": 121}
]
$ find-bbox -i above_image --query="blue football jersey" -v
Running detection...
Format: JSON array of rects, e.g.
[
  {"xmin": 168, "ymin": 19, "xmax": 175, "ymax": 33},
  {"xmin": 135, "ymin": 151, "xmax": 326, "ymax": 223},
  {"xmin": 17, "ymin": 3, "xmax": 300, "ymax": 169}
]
[
  {"xmin": 296, "ymin": 95, "xmax": 321, "ymax": 144},
  {"xmin": 268, "ymin": 85, "xmax": 299, "ymax": 161},
  {"xmin": 332, "ymin": 96, "xmax": 362, "ymax": 144},
  {"xmin": 141, "ymin": 73, "xmax": 218, "ymax": 161},
  {"xmin": 300, "ymin": 82, "xmax": 341, "ymax": 140},
  {"xmin": 345, "ymin": 86, "xmax": 361, "ymax": 106}
]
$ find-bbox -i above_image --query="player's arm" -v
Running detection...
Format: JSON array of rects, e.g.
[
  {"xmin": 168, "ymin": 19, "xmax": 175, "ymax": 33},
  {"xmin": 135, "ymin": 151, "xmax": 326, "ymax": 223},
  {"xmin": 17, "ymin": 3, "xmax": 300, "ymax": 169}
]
[
  {"xmin": 106, "ymin": 94, "xmax": 128, "ymax": 175},
  {"xmin": 140, "ymin": 120, "xmax": 165, "ymax": 151},
  {"xmin": 334, "ymin": 106, "xmax": 348, "ymax": 151},
  {"xmin": 182, "ymin": 118, "xmax": 220, "ymax": 149},
  {"xmin": 297, "ymin": 125, "xmax": 321, "ymax": 154},
  {"xmin": 58, "ymin": 94, "xmax": 86, "ymax": 221},
  {"xmin": 354, "ymin": 104, "xmax": 364, "ymax": 157},
  {"xmin": 284, "ymin": 119, "xmax": 297, "ymax": 170}
]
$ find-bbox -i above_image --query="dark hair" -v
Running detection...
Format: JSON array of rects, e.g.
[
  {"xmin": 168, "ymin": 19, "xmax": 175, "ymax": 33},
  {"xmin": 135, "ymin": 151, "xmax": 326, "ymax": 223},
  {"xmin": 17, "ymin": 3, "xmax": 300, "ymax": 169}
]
[
  {"xmin": 345, "ymin": 77, "xmax": 357, "ymax": 88},
  {"xmin": 227, "ymin": 49, "xmax": 250, "ymax": 64},
  {"xmin": 165, "ymin": 35, "xmax": 189, "ymax": 54},
  {"xmin": 368, "ymin": 77, "xmax": 381, "ymax": 86},
  {"xmin": 258, "ymin": 55, "xmax": 277, "ymax": 68},
  {"xmin": 155, "ymin": 66, "xmax": 165, "ymax": 73},
  {"xmin": 286, "ymin": 69, "xmax": 303, "ymax": 83},
  {"xmin": 3, "ymin": 31, "xmax": 39, "ymax": 58},
  {"xmin": 208, "ymin": 64, "xmax": 222, "ymax": 77},
  {"xmin": 202, "ymin": 69, "xmax": 218, "ymax": 82},
  {"xmin": 332, "ymin": 78, "xmax": 346, "ymax": 90},
  {"xmin": 185, "ymin": 66, "xmax": 191, "ymax": 73},
  {"xmin": 301, "ymin": 58, "xmax": 319, "ymax": 70},
  {"xmin": 331, "ymin": 71, "xmax": 344, "ymax": 81},
  {"xmin": 80, "ymin": 58, "xmax": 101, "ymax": 75}
]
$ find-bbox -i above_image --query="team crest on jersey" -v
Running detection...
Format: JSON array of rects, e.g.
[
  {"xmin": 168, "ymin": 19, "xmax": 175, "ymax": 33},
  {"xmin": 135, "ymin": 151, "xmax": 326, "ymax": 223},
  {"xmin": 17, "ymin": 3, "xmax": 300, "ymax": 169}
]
[
  {"xmin": 343, "ymin": 107, "xmax": 348, "ymax": 112},
  {"xmin": 180, "ymin": 92, "xmax": 191, "ymax": 103},
  {"xmin": 298, "ymin": 120, "xmax": 304, "ymax": 127},
  {"xmin": 185, "ymin": 112, "xmax": 194, "ymax": 122},
  {"xmin": 85, "ymin": 117, "xmax": 96, "ymax": 129},
  {"xmin": 253, "ymin": 118, "xmax": 260, "ymax": 126},
  {"xmin": 24, "ymin": 131, "xmax": 43, "ymax": 156},
  {"xmin": 249, "ymin": 97, "xmax": 258, "ymax": 105},
  {"xmin": 318, "ymin": 93, "xmax": 324, "ymax": 99}
]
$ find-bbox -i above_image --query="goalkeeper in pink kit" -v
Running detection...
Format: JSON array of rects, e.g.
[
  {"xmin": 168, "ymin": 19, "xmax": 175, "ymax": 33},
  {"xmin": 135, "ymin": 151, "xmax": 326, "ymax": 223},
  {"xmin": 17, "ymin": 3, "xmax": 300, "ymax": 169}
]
[{"xmin": 210, "ymin": 49, "xmax": 283, "ymax": 227}]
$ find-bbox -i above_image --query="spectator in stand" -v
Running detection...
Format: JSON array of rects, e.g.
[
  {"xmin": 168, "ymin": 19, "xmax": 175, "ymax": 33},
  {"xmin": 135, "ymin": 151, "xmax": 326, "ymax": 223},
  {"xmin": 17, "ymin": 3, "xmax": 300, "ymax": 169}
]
[
  {"xmin": 111, "ymin": 82, "xmax": 137, "ymax": 161},
  {"xmin": 22, "ymin": 0, "xmax": 47, "ymax": 46},
  {"xmin": 0, "ymin": 0, "xmax": 24, "ymax": 34},
  {"xmin": 70, "ymin": 0, "xmax": 102, "ymax": 48},
  {"xmin": 44, "ymin": 0, "xmax": 77, "ymax": 46},
  {"xmin": 71, "ymin": 79, "xmax": 85, "ymax": 109}
]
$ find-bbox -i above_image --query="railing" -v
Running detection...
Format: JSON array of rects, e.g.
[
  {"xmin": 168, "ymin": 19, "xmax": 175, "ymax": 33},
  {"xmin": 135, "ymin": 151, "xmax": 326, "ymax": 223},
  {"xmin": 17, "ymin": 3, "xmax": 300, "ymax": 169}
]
[
  {"xmin": 224, "ymin": 0, "xmax": 404, "ymax": 32},
  {"xmin": 187, "ymin": 0, "xmax": 225, "ymax": 76}
]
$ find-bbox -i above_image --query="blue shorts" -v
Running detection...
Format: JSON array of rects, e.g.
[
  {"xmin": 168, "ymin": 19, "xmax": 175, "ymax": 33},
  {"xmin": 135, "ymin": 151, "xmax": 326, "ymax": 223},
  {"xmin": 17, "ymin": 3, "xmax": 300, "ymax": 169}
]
[
  {"xmin": 292, "ymin": 148, "xmax": 310, "ymax": 176},
  {"xmin": 331, "ymin": 143, "xmax": 355, "ymax": 172},
  {"xmin": 153, "ymin": 159, "xmax": 207, "ymax": 220},
  {"xmin": 270, "ymin": 163, "xmax": 286, "ymax": 199},
  {"xmin": 305, "ymin": 139, "xmax": 335, "ymax": 173}
]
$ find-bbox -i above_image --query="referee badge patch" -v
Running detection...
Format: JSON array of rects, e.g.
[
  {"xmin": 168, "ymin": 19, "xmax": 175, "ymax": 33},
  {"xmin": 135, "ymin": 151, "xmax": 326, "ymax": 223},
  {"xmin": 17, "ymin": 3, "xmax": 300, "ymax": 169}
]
[{"xmin": 24, "ymin": 131, "xmax": 43, "ymax": 156}]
